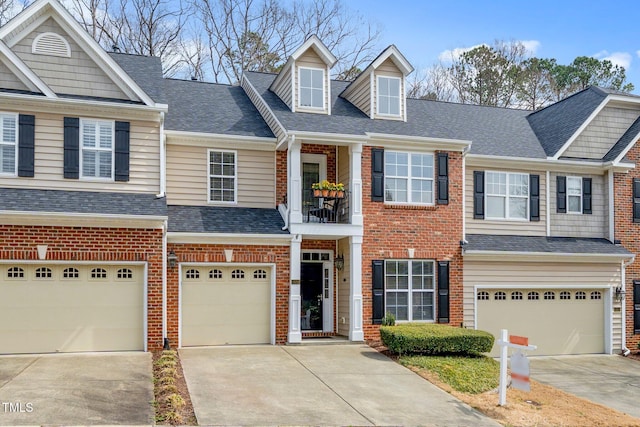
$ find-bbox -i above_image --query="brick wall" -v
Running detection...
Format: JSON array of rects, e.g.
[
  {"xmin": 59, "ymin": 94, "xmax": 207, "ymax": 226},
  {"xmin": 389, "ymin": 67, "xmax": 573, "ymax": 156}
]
[
  {"xmin": 614, "ymin": 142, "xmax": 640, "ymax": 350},
  {"xmin": 166, "ymin": 243, "xmax": 290, "ymax": 344},
  {"xmin": 361, "ymin": 147, "xmax": 464, "ymax": 340},
  {"xmin": 0, "ymin": 225, "xmax": 164, "ymax": 350}
]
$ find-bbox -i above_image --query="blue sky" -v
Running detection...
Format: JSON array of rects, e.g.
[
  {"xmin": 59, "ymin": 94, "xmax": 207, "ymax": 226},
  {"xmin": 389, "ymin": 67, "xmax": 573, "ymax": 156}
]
[{"xmin": 349, "ymin": 0, "xmax": 640, "ymax": 92}]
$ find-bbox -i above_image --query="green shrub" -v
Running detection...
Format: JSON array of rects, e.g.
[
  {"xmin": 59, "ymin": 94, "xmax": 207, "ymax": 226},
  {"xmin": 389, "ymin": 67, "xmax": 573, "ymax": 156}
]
[
  {"xmin": 380, "ymin": 323, "xmax": 494, "ymax": 355},
  {"xmin": 381, "ymin": 312, "xmax": 396, "ymax": 326}
]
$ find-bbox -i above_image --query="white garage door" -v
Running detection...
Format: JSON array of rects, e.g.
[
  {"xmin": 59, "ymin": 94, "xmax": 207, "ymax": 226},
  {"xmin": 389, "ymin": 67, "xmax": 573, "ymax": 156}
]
[
  {"xmin": 181, "ymin": 266, "xmax": 271, "ymax": 346},
  {"xmin": 0, "ymin": 264, "xmax": 144, "ymax": 354},
  {"xmin": 477, "ymin": 289, "xmax": 605, "ymax": 356}
]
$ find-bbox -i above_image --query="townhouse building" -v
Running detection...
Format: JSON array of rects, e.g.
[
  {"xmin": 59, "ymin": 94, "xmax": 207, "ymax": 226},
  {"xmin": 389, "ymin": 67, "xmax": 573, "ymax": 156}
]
[{"xmin": 1, "ymin": 0, "xmax": 639, "ymax": 357}]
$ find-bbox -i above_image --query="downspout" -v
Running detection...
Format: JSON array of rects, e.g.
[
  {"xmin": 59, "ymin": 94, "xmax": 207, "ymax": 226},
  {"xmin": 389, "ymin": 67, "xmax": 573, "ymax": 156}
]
[
  {"xmin": 461, "ymin": 145, "xmax": 471, "ymax": 242},
  {"xmin": 621, "ymin": 255, "xmax": 636, "ymax": 356},
  {"xmin": 608, "ymin": 169, "xmax": 615, "ymax": 243},
  {"xmin": 281, "ymin": 134, "xmax": 294, "ymax": 230},
  {"xmin": 157, "ymin": 112, "xmax": 166, "ymax": 198},
  {"xmin": 162, "ymin": 220, "xmax": 168, "ymax": 348},
  {"xmin": 546, "ymin": 170, "xmax": 551, "ymax": 236}
]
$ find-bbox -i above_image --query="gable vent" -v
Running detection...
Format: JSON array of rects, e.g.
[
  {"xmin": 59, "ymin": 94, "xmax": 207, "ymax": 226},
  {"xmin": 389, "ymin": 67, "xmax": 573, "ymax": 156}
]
[{"xmin": 32, "ymin": 32, "xmax": 71, "ymax": 58}]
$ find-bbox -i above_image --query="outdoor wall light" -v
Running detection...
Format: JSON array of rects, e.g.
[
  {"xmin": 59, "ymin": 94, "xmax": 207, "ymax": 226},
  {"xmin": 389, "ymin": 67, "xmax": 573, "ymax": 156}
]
[
  {"xmin": 335, "ymin": 254, "xmax": 345, "ymax": 271},
  {"xmin": 167, "ymin": 250, "xmax": 178, "ymax": 268},
  {"xmin": 614, "ymin": 286, "xmax": 626, "ymax": 301}
]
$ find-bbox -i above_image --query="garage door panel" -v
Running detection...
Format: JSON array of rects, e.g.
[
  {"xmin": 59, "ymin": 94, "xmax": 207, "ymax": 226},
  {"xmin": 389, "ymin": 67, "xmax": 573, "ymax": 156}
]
[
  {"xmin": 0, "ymin": 265, "xmax": 144, "ymax": 354},
  {"xmin": 477, "ymin": 289, "xmax": 605, "ymax": 356},
  {"xmin": 181, "ymin": 266, "xmax": 271, "ymax": 347}
]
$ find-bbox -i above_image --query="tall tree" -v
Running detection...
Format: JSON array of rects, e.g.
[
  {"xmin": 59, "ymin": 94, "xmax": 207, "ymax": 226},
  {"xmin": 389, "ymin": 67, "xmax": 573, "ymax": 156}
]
[
  {"xmin": 0, "ymin": 0, "xmax": 26, "ymax": 26},
  {"xmin": 191, "ymin": 0, "xmax": 381, "ymax": 83},
  {"xmin": 516, "ymin": 57, "xmax": 557, "ymax": 110}
]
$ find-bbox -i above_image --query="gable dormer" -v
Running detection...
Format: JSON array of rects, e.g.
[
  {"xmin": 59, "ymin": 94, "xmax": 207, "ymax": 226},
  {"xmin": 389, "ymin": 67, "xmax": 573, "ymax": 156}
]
[
  {"xmin": 269, "ymin": 35, "xmax": 336, "ymax": 115},
  {"xmin": 340, "ymin": 45, "xmax": 413, "ymax": 122}
]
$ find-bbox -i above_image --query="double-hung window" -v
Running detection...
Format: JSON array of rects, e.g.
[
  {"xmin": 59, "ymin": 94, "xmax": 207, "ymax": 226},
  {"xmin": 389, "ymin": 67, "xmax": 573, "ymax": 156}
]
[
  {"xmin": 377, "ymin": 76, "xmax": 401, "ymax": 116},
  {"xmin": 385, "ymin": 151, "xmax": 434, "ymax": 204},
  {"xmin": 208, "ymin": 149, "xmax": 236, "ymax": 203},
  {"xmin": 385, "ymin": 260, "xmax": 435, "ymax": 322},
  {"xmin": 486, "ymin": 171, "xmax": 528, "ymax": 219},
  {"xmin": 81, "ymin": 119, "xmax": 113, "ymax": 179},
  {"xmin": 299, "ymin": 67, "xmax": 324, "ymax": 109},
  {"xmin": 0, "ymin": 114, "xmax": 17, "ymax": 175},
  {"xmin": 567, "ymin": 176, "xmax": 582, "ymax": 213}
]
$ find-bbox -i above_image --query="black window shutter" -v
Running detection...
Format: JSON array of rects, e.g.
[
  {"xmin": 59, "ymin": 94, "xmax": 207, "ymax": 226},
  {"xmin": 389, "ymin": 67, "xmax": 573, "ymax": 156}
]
[
  {"xmin": 582, "ymin": 177, "xmax": 592, "ymax": 214},
  {"xmin": 114, "ymin": 121, "xmax": 130, "ymax": 182},
  {"xmin": 634, "ymin": 178, "xmax": 640, "ymax": 223},
  {"xmin": 473, "ymin": 171, "xmax": 484, "ymax": 219},
  {"xmin": 63, "ymin": 117, "xmax": 80, "ymax": 179},
  {"xmin": 371, "ymin": 148, "xmax": 384, "ymax": 201},
  {"xmin": 17, "ymin": 114, "xmax": 35, "ymax": 177},
  {"xmin": 436, "ymin": 152, "xmax": 449, "ymax": 205},
  {"xmin": 437, "ymin": 261, "xmax": 450, "ymax": 324},
  {"xmin": 372, "ymin": 260, "xmax": 385, "ymax": 324},
  {"xmin": 634, "ymin": 281, "xmax": 640, "ymax": 334},
  {"xmin": 529, "ymin": 174, "xmax": 540, "ymax": 221},
  {"xmin": 557, "ymin": 176, "xmax": 567, "ymax": 213}
]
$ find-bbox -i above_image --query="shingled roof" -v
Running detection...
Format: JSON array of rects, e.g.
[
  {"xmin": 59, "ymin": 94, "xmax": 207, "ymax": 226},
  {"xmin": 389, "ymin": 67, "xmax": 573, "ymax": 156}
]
[
  {"xmin": 0, "ymin": 188, "xmax": 167, "ymax": 217},
  {"xmin": 109, "ymin": 52, "xmax": 167, "ymax": 104},
  {"xmin": 464, "ymin": 234, "xmax": 631, "ymax": 256},
  {"xmin": 168, "ymin": 205, "xmax": 288, "ymax": 234},
  {"xmin": 163, "ymin": 78, "xmax": 275, "ymax": 138}
]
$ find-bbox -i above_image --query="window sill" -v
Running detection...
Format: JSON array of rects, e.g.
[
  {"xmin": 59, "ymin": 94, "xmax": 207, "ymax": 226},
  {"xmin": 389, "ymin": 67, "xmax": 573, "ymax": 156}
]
[
  {"xmin": 482, "ymin": 217, "xmax": 530, "ymax": 222},
  {"xmin": 384, "ymin": 204, "xmax": 437, "ymax": 211}
]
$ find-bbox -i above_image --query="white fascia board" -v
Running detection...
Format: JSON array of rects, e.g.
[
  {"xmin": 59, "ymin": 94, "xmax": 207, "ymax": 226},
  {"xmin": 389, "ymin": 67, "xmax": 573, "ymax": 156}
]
[
  {"xmin": 371, "ymin": 45, "xmax": 414, "ymax": 75},
  {"xmin": 466, "ymin": 154, "xmax": 633, "ymax": 174},
  {"xmin": 291, "ymin": 35, "xmax": 337, "ymax": 67},
  {"xmin": 462, "ymin": 249, "xmax": 632, "ymax": 263},
  {"xmin": 0, "ymin": 0, "xmax": 47, "ymax": 39},
  {"xmin": 553, "ymin": 97, "xmax": 609, "ymax": 160},
  {"xmin": 0, "ymin": 41, "xmax": 56, "ymax": 97},
  {"xmin": 0, "ymin": 92, "xmax": 166, "ymax": 117},
  {"xmin": 608, "ymin": 94, "xmax": 640, "ymax": 105},
  {"xmin": 241, "ymin": 74, "xmax": 287, "ymax": 141},
  {"xmin": 0, "ymin": 211, "xmax": 166, "ymax": 228},
  {"xmin": 288, "ymin": 130, "xmax": 367, "ymax": 145},
  {"xmin": 167, "ymin": 232, "xmax": 293, "ymax": 246},
  {"xmin": 366, "ymin": 132, "xmax": 470, "ymax": 152},
  {"xmin": 611, "ymin": 130, "xmax": 640, "ymax": 165},
  {"xmin": 165, "ymin": 130, "xmax": 277, "ymax": 151}
]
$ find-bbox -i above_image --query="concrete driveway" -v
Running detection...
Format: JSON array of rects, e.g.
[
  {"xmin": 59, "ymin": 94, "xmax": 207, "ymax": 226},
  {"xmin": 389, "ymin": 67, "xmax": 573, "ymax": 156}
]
[
  {"xmin": 180, "ymin": 344, "xmax": 500, "ymax": 427},
  {"xmin": 0, "ymin": 352, "xmax": 154, "ymax": 426},
  {"xmin": 530, "ymin": 355, "xmax": 640, "ymax": 418}
]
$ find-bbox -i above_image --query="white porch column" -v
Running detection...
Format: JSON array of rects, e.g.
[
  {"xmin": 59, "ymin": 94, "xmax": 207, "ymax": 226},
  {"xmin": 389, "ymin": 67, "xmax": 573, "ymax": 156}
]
[
  {"xmin": 349, "ymin": 144, "xmax": 363, "ymax": 226},
  {"xmin": 288, "ymin": 234, "xmax": 302, "ymax": 343},
  {"xmin": 288, "ymin": 137, "xmax": 303, "ymax": 224},
  {"xmin": 349, "ymin": 235, "xmax": 364, "ymax": 341}
]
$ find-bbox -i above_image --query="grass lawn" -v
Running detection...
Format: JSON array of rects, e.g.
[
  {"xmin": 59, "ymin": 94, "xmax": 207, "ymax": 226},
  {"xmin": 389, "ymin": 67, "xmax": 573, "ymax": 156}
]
[{"xmin": 399, "ymin": 353, "xmax": 640, "ymax": 427}]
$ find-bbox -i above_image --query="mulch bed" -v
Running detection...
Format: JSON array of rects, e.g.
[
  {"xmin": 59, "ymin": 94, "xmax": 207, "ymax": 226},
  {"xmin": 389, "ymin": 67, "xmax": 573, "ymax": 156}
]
[{"xmin": 152, "ymin": 350, "xmax": 198, "ymax": 425}]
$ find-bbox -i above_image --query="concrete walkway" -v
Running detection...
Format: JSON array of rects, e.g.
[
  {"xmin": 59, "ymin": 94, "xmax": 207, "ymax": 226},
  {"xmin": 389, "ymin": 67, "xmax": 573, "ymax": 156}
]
[
  {"xmin": 0, "ymin": 352, "xmax": 153, "ymax": 426},
  {"xmin": 530, "ymin": 354, "xmax": 640, "ymax": 419},
  {"xmin": 180, "ymin": 344, "xmax": 500, "ymax": 426}
]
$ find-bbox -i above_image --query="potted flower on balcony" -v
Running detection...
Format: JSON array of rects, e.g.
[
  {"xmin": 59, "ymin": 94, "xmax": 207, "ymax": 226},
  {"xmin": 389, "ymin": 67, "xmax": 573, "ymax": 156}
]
[
  {"xmin": 311, "ymin": 182, "xmax": 322, "ymax": 197},
  {"xmin": 335, "ymin": 183, "xmax": 345, "ymax": 198}
]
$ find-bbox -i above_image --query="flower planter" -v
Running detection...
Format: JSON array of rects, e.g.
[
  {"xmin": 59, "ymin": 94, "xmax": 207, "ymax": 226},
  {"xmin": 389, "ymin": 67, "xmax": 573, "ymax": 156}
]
[
  {"xmin": 321, "ymin": 189, "xmax": 330, "ymax": 197},
  {"xmin": 313, "ymin": 189, "xmax": 322, "ymax": 197},
  {"xmin": 329, "ymin": 190, "xmax": 337, "ymax": 197},
  {"xmin": 336, "ymin": 190, "xmax": 345, "ymax": 198}
]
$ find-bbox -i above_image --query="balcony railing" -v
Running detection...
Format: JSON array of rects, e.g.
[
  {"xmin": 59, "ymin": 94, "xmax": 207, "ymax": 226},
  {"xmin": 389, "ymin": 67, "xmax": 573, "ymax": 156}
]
[{"xmin": 301, "ymin": 189, "xmax": 350, "ymax": 224}]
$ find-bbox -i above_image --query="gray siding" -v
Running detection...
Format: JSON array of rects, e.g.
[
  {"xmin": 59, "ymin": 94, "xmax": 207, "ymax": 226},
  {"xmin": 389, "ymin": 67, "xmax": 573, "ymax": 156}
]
[
  {"xmin": 0, "ymin": 60, "xmax": 30, "ymax": 91},
  {"xmin": 11, "ymin": 18, "xmax": 131, "ymax": 100},
  {"xmin": 550, "ymin": 172, "xmax": 608, "ymax": 238}
]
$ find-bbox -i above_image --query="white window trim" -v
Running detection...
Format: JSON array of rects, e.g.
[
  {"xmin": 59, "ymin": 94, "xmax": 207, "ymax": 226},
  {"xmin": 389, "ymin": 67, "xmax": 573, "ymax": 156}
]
[
  {"xmin": 376, "ymin": 75, "xmax": 401, "ymax": 117},
  {"xmin": 0, "ymin": 112, "xmax": 18, "ymax": 176},
  {"xmin": 79, "ymin": 118, "xmax": 115, "ymax": 181},
  {"xmin": 566, "ymin": 176, "xmax": 583, "ymax": 215},
  {"xmin": 298, "ymin": 66, "xmax": 325, "ymax": 110},
  {"xmin": 207, "ymin": 148, "xmax": 237, "ymax": 205},
  {"xmin": 384, "ymin": 150, "xmax": 435, "ymax": 206},
  {"xmin": 485, "ymin": 171, "xmax": 529, "ymax": 221},
  {"xmin": 384, "ymin": 259, "xmax": 436, "ymax": 323}
]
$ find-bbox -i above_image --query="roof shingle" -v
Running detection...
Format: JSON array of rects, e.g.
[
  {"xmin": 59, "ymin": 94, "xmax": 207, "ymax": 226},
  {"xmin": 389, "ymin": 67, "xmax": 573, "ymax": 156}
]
[
  {"xmin": 464, "ymin": 234, "xmax": 631, "ymax": 255},
  {"xmin": 168, "ymin": 205, "xmax": 288, "ymax": 234}
]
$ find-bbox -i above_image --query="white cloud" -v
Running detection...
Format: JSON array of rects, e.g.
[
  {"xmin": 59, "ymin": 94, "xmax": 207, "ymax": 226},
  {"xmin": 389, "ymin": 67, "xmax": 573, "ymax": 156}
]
[
  {"xmin": 637, "ymin": 50, "xmax": 640, "ymax": 58},
  {"xmin": 438, "ymin": 44, "xmax": 488, "ymax": 63},
  {"xmin": 437, "ymin": 40, "xmax": 540, "ymax": 63},
  {"xmin": 520, "ymin": 40, "xmax": 541, "ymax": 55},
  {"xmin": 593, "ymin": 50, "xmax": 632, "ymax": 69}
]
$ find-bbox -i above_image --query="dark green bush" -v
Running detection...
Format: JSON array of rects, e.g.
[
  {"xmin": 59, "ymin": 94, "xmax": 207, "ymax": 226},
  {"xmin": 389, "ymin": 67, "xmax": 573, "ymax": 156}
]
[{"xmin": 380, "ymin": 323, "xmax": 494, "ymax": 355}]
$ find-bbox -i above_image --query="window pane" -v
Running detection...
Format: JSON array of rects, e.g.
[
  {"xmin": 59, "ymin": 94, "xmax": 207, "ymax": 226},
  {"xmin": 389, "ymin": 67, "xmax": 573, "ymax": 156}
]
[
  {"xmin": 82, "ymin": 150, "xmax": 96, "ymax": 176},
  {"xmin": 509, "ymin": 174, "xmax": 528, "ymax": 197},
  {"xmin": 385, "ymin": 178, "xmax": 408, "ymax": 202},
  {"xmin": 98, "ymin": 151, "xmax": 111, "ymax": 178},
  {"xmin": 567, "ymin": 177, "xmax": 581, "ymax": 195},
  {"xmin": 486, "ymin": 195, "xmax": 505, "ymax": 217},
  {"xmin": 509, "ymin": 198, "xmax": 527, "ymax": 219},
  {"xmin": 300, "ymin": 89, "xmax": 312, "ymax": 107},
  {"xmin": 411, "ymin": 179, "xmax": 433, "ymax": 204},
  {"xmin": 311, "ymin": 88, "xmax": 323, "ymax": 108},
  {"xmin": 2, "ymin": 116, "xmax": 16, "ymax": 142},
  {"xmin": 99, "ymin": 124, "xmax": 112, "ymax": 149},
  {"xmin": 378, "ymin": 77, "xmax": 389, "ymax": 96},
  {"xmin": 300, "ymin": 69, "xmax": 311, "ymax": 87},
  {"xmin": 0, "ymin": 145, "xmax": 15, "ymax": 173},
  {"xmin": 83, "ymin": 123, "xmax": 96, "ymax": 147},
  {"xmin": 412, "ymin": 292, "xmax": 434, "ymax": 321},
  {"xmin": 387, "ymin": 292, "xmax": 408, "ymax": 321},
  {"xmin": 486, "ymin": 172, "xmax": 506, "ymax": 195},
  {"xmin": 385, "ymin": 152, "xmax": 408, "ymax": 176},
  {"xmin": 411, "ymin": 154, "xmax": 433, "ymax": 178},
  {"xmin": 568, "ymin": 195, "xmax": 581, "ymax": 212}
]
